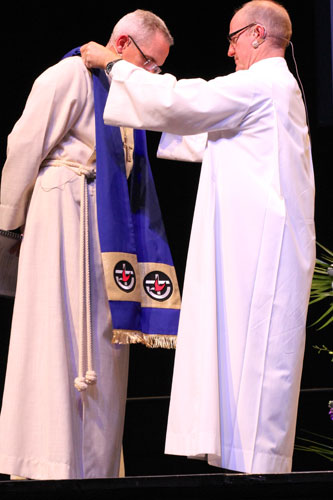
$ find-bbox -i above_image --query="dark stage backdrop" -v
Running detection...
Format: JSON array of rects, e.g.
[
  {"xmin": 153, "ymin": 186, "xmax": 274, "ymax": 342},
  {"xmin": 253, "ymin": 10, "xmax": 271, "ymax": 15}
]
[{"xmin": 0, "ymin": 0, "xmax": 332, "ymax": 476}]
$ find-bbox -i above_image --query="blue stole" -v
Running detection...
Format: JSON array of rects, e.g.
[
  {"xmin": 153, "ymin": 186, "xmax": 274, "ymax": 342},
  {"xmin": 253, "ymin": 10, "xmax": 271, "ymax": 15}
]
[{"xmin": 63, "ymin": 48, "xmax": 180, "ymax": 347}]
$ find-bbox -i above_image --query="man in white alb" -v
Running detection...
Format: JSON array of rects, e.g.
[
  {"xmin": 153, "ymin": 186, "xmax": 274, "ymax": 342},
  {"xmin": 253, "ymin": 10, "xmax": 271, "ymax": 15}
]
[{"xmin": 0, "ymin": 10, "xmax": 176, "ymax": 480}]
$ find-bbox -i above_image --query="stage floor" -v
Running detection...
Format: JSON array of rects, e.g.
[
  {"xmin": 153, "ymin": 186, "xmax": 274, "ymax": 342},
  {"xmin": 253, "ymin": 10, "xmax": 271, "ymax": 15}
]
[{"xmin": 0, "ymin": 471, "xmax": 333, "ymax": 500}]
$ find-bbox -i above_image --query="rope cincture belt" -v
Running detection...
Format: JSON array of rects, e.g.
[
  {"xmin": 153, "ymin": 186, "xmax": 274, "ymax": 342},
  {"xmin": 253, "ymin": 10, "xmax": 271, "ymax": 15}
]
[{"xmin": 42, "ymin": 159, "xmax": 97, "ymax": 392}]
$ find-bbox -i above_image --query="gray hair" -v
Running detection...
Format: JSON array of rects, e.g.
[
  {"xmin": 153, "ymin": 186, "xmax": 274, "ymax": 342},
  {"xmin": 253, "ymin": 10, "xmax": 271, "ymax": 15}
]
[
  {"xmin": 236, "ymin": 0, "xmax": 292, "ymax": 49},
  {"xmin": 108, "ymin": 10, "xmax": 174, "ymax": 47}
]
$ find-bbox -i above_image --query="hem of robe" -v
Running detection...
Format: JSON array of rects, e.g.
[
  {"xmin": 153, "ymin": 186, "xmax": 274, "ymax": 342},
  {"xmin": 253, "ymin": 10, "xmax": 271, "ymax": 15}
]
[
  {"xmin": 165, "ymin": 433, "xmax": 292, "ymax": 474},
  {"xmin": 0, "ymin": 452, "xmax": 123, "ymax": 480},
  {"xmin": 112, "ymin": 330, "xmax": 176, "ymax": 349},
  {"xmin": 207, "ymin": 450, "xmax": 292, "ymax": 474},
  {"xmin": 0, "ymin": 454, "xmax": 73, "ymax": 480}
]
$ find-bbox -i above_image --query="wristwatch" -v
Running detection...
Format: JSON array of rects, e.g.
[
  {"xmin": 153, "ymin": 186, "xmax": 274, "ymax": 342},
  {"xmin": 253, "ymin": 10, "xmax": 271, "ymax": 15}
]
[{"xmin": 105, "ymin": 59, "xmax": 122, "ymax": 75}]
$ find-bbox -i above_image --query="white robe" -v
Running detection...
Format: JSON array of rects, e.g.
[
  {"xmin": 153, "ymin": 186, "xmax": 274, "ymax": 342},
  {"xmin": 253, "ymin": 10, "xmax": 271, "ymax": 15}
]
[
  {"xmin": 0, "ymin": 56, "xmax": 129, "ymax": 479},
  {"xmin": 103, "ymin": 57, "xmax": 316, "ymax": 473}
]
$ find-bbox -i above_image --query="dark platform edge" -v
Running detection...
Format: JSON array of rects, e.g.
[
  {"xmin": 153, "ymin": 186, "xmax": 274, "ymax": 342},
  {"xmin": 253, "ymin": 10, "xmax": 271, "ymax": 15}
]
[{"xmin": 0, "ymin": 471, "xmax": 333, "ymax": 499}]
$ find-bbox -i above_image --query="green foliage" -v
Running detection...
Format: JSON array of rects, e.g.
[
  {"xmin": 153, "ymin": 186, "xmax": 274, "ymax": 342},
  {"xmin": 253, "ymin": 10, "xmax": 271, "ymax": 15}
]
[
  {"xmin": 295, "ymin": 245, "xmax": 333, "ymax": 463},
  {"xmin": 294, "ymin": 429, "xmax": 333, "ymax": 461},
  {"xmin": 313, "ymin": 344, "xmax": 333, "ymax": 362},
  {"xmin": 310, "ymin": 242, "xmax": 333, "ymax": 330}
]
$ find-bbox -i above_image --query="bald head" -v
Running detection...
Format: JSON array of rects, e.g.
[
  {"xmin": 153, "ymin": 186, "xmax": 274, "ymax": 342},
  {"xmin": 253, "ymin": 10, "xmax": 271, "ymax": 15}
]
[{"xmin": 236, "ymin": 0, "xmax": 292, "ymax": 49}]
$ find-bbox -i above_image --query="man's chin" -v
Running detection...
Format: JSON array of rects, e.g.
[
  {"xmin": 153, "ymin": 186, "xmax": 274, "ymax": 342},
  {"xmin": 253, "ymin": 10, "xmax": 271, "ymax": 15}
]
[{"xmin": 235, "ymin": 61, "xmax": 247, "ymax": 71}]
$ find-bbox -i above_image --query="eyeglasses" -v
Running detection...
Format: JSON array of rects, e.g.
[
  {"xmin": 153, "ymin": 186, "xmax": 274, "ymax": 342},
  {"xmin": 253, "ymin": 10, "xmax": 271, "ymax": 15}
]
[
  {"xmin": 128, "ymin": 35, "xmax": 162, "ymax": 74},
  {"xmin": 227, "ymin": 23, "xmax": 257, "ymax": 45}
]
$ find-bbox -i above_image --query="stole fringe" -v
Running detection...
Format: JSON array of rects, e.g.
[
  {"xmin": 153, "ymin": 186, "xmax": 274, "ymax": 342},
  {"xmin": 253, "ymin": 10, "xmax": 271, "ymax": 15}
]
[{"xmin": 112, "ymin": 330, "xmax": 177, "ymax": 349}]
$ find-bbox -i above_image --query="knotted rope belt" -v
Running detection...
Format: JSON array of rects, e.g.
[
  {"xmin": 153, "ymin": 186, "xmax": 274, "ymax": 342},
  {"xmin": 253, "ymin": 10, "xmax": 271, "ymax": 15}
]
[{"xmin": 42, "ymin": 159, "xmax": 97, "ymax": 392}]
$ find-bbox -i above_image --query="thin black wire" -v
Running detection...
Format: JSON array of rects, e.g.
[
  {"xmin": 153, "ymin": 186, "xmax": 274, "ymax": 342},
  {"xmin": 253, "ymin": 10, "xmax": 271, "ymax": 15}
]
[{"xmin": 289, "ymin": 40, "xmax": 311, "ymax": 133}]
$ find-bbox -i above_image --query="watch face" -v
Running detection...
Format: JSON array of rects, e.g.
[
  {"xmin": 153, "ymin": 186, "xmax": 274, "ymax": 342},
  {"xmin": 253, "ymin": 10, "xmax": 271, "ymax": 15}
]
[
  {"xmin": 106, "ymin": 59, "xmax": 122, "ymax": 74},
  {"xmin": 106, "ymin": 61, "xmax": 113, "ymax": 74}
]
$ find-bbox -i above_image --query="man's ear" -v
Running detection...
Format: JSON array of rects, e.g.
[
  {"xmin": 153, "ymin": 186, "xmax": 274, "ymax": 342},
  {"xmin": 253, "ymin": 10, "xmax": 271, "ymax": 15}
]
[
  {"xmin": 114, "ymin": 35, "xmax": 130, "ymax": 55},
  {"xmin": 254, "ymin": 24, "xmax": 267, "ymax": 41}
]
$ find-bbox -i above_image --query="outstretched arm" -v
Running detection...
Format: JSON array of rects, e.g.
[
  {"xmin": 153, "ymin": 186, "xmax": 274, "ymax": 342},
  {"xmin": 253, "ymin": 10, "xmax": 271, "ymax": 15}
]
[{"xmin": 81, "ymin": 41, "xmax": 250, "ymax": 137}]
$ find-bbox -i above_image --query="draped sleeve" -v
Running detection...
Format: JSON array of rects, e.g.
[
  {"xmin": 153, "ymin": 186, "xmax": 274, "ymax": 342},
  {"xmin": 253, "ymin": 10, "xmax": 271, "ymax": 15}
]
[{"xmin": 0, "ymin": 57, "xmax": 91, "ymax": 230}]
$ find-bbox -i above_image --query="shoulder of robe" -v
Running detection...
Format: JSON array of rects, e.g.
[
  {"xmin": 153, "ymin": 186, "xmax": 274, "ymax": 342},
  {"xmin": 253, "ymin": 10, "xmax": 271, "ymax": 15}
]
[
  {"xmin": 32, "ymin": 55, "xmax": 92, "ymax": 100},
  {"xmin": 213, "ymin": 65, "xmax": 279, "ymax": 104},
  {"xmin": 209, "ymin": 69, "xmax": 257, "ymax": 102},
  {"xmin": 213, "ymin": 68, "xmax": 255, "ymax": 86}
]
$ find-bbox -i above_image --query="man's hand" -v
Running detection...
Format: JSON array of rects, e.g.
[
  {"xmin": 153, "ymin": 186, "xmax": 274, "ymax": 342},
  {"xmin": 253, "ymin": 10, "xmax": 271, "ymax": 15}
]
[{"xmin": 80, "ymin": 42, "xmax": 119, "ymax": 69}]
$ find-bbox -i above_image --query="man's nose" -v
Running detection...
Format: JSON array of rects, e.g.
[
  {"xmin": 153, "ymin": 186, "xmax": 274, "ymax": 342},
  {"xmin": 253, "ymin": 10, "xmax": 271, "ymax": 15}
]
[{"xmin": 227, "ymin": 43, "xmax": 235, "ymax": 57}]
